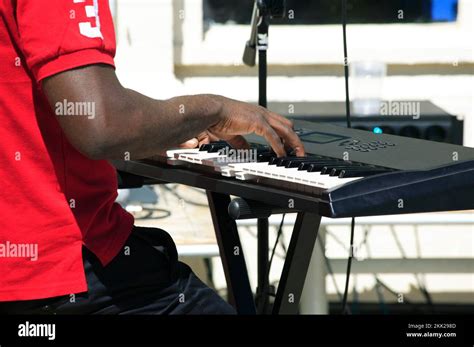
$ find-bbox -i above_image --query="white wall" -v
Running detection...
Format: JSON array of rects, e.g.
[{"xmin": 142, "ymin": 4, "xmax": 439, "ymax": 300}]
[{"xmin": 114, "ymin": 0, "xmax": 473, "ymax": 146}]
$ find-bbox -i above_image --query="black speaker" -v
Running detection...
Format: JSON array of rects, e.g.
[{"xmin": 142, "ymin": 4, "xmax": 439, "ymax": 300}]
[{"xmin": 269, "ymin": 101, "xmax": 463, "ymax": 145}]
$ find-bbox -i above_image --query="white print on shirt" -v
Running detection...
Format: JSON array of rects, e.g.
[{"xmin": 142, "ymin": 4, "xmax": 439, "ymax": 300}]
[
  {"xmin": 18, "ymin": 321, "xmax": 56, "ymax": 341},
  {"xmin": 73, "ymin": 0, "xmax": 103, "ymax": 39}
]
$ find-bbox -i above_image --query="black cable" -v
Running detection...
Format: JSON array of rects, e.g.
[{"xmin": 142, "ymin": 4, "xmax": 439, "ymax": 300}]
[
  {"xmin": 389, "ymin": 227, "xmax": 434, "ymax": 307},
  {"xmin": 413, "ymin": 227, "xmax": 433, "ymax": 309},
  {"xmin": 243, "ymin": 226, "xmax": 286, "ymax": 259},
  {"xmin": 375, "ymin": 278, "xmax": 413, "ymax": 305},
  {"xmin": 341, "ymin": 0, "xmax": 356, "ymax": 315},
  {"xmin": 267, "ymin": 214, "xmax": 286, "ymax": 277},
  {"xmin": 342, "ymin": 0, "xmax": 351, "ymax": 129},
  {"xmin": 330, "ymin": 226, "xmax": 415, "ymax": 311},
  {"xmin": 318, "ymin": 237, "xmax": 344, "ymax": 302},
  {"xmin": 362, "ymin": 227, "xmax": 389, "ymax": 314},
  {"xmin": 256, "ymin": 214, "xmax": 286, "ymax": 309},
  {"xmin": 278, "ymin": 229, "xmax": 288, "ymax": 255},
  {"xmin": 341, "ymin": 217, "xmax": 355, "ymax": 314},
  {"xmin": 374, "ymin": 278, "xmax": 388, "ymax": 314},
  {"xmin": 356, "ymin": 226, "xmax": 421, "ymax": 311},
  {"xmin": 133, "ymin": 207, "xmax": 172, "ymax": 220}
]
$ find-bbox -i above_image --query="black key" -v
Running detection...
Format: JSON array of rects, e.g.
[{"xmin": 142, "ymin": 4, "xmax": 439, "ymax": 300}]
[
  {"xmin": 321, "ymin": 165, "xmax": 357, "ymax": 175},
  {"xmin": 330, "ymin": 167, "xmax": 354, "ymax": 176},
  {"xmin": 269, "ymin": 156, "xmax": 282, "ymax": 165},
  {"xmin": 298, "ymin": 158, "xmax": 344, "ymax": 170},
  {"xmin": 200, "ymin": 141, "xmax": 230, "ymax": 152},
  {"xmin": 258, "ymin": 152, "xmax": 276, "ymax": 163},
  {"xmin": 268, "ymin": 156, "xmax": 300, "ymax": 165},
  {"xmin": 329, "ymin": 165, "xmax": 378, "ymax": 176},
  {"xmin": 277, "ymin": 155, "xmax": 329, "ymax": 162},
  {"xmin": 276, "ymin": 157, "xmax": 312, "ymax": 167},
  {"xmin": 307, "ymin": 162, "xmax": 347, "ymax": 172},
  {"xmin": 199, "ymin": 144, "xmax": 211, "ymax": 151},
  {"xmin": 286, "ymin": 148, "xmax": 298, "ymax": 156},
  {"xmin": 298, "ymin": 161, "xmax": 338, "ymax": 171},
  {"xmin": 208, "ymin": 144, "xmax": 228, "ymax": 152},
  {"xmin": 325, "ymin": 163, "xmax": 367, "ymax": 175},
  {"xmin": 286, "ymin": 158, "xmax": 323, "ymax": 168},
  {"xmin": 207, "ymin": 145, "xmax": 221, "ymax": 153}
]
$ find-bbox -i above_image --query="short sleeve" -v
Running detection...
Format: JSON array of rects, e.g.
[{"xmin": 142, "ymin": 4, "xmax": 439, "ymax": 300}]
[{"xmin": 15, "ymin": 0, "xmax": 117, "ymax": 82}]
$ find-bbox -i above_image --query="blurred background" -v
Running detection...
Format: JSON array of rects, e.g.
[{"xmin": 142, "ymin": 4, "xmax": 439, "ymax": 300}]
[{"xmin": 111, "ymin": 0, "xmax": 473, "ymax": 314}]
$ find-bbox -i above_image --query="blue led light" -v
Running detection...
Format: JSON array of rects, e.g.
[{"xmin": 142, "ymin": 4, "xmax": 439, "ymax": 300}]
[
  {"xmin": 373, "ymin": 127, "xmax": 383, "ymax": 134},
  {"xmin": 432, "ymin": 0, "xmax": 458, "ymax": 22}
]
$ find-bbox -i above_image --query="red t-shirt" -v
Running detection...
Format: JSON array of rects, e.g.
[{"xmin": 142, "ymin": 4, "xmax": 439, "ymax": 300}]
[{"xmin": 0, "ymin": 0, "xmax": 134, "ymax": 301}]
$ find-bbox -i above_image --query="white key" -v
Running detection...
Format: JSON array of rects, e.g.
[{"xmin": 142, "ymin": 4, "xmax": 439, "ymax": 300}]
[
  {"xmin": 275, "ymin": 167, "xmax": 304, "ymax": 182},
  {"xmin": 297, "ymin": 171, "xmax": 362, "ymax": 189},
  {"xmin": 200, "ymin": 156, "xmax": 235, "ymax": 167},
  {"xmin": 247, "ymin": 164, "xmax": 291, "ymax": 179},
  {"xmin": 167, "ymin": 148, "xmax": 201, "ymax": 159},
  {"xmin": 232, "ymin": 162, "xmax": 269, "ymax": 174},
  {"xmin": 241, "ymin": 165, "xmax": 275, "ymax": 179},
  {"xmin": 229, "ymin": 162, "xmax": 267, "ymax": 169},
  {"xmin": 235, "ymin": 172, "xmax": 258, "ymax": 181},
  {"xmin": 258, "ymin": 166, "xmax": 362, "ymax": 189},
  {"xmin": 219, "ymin": 162, "xmax": 261, "ymax": 177},
  {"xmin": 220, "ymin": 167, "xmax": 234, "ymax": 177},
  {"xmin": 178, "ymin": 152, "xmax": 224, "ymax": 164}
]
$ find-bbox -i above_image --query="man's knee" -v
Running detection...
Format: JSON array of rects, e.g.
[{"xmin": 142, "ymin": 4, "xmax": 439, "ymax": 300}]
[{"xmin": 175, "ymin": 262, "xmax": 236, "ymax": 315}]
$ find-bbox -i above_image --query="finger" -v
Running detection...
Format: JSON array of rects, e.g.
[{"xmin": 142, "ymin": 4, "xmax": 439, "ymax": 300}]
[
  {"xmin": 197, "ymin": 132, "xmax": 208, "ymax": 141},
  {"xmin": 263, "ymin": 115, "xmax": 306, "ymax": 157},
  {"xmin": 262, "ymin": 107, "xmax": 294, "ymax": 128},
  {"xmin": 178, "ymin": 138, "xmax": 199, "ymax": 149},
  {"xmin": 198, "ymin": 139, "xmax": 209, "ymax": 147},
  {"xmin": 206, "ymin": 132, "xmax": 221, "ymax": 143},
  {"xmin": 196, "ymin": 132, "xmax": 213, "ymax": 147},
  {"xmin": 255, "ymin": 121, "xmax": 286, "ymax": 157},
  {"xmin": 225, "ymin": 135, "xmax": 250, "ymax": 149}
]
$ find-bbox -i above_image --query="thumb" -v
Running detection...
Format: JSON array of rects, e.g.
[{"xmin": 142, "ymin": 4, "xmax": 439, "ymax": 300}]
[{"xmin": 178, "ymin": 138, "xmax": 199, "ymax": 149}]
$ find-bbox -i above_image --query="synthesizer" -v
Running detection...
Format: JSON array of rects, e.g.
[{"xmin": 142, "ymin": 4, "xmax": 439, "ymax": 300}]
[{"xmin": 118, "ymin": 120, "xmax": 474, "ymax": 218}]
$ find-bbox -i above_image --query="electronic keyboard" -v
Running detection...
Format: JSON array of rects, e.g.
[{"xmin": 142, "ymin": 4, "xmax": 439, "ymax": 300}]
[{"xmin": 114, "ymin": 120, "xmax": 474, "ymax": 218}]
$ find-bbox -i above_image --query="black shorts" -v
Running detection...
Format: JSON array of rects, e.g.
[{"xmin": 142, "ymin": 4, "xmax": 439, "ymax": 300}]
[{"xmin": 0, "ymin": 226, "xmax": 235, "ymax": 315}]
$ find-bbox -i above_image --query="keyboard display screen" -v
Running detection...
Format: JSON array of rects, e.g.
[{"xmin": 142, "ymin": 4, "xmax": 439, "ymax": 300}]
[{"xmin": 299, "ymin": 131, "xmax": 349, "ymax": 144}]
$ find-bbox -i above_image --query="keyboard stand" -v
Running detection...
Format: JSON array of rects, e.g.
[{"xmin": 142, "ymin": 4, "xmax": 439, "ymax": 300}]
[
  {"xmin": 226, "ymin": 197, "xmax": 323, "ymax": 314},
  {"xmin": 206, "ymin": 192, "xmax": 256, "ymax": 314},
  {"xmin": 112, "ymin": 159, "xmax": 325, "ymax": 314},
  {"xmin": 272, "ymin": 211, "xmax": 322, "ymax": 314},
  {"xmin": 209, "ymin": 193, "xmax": 323, "ymax": 314},
  {"xmin": 256, "ymin": 218, "xmax": 270, "ymax": 314}
]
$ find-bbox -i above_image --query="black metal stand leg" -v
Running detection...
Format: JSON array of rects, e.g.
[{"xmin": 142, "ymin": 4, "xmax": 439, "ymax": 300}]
[
  {"xmin": 256, "ymin": 218, "xmax": 269, "ymax": 313},
  {"xmin": 257, "ymin": 12, "xmax": 269, "ymax": 108},
  {"xmin": 272, "ymin": 212, "xmax": 322, "ymax": 314},
  {"xmin": 206, "ymin": 191, "xmax": 256, "ymax": 314},
  {"xmin": 254, "ymin": 9, "xmax": 271, "ymax": 316}
]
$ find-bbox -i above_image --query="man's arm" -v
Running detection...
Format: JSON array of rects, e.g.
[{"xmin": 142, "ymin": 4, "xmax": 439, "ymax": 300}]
[{"xmin": 42, "ymin": 64, "xmax": 305, "ymax": 160}]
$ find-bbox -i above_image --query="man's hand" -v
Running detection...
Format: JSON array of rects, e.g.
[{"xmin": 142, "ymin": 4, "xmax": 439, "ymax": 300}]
[
  {"xmin": 206, "ymin": 95, "xmax": 305, "ymax": 157},
  {"xmin": 164, "ymin": 96, "xmax": 305, "ymax": 157}
]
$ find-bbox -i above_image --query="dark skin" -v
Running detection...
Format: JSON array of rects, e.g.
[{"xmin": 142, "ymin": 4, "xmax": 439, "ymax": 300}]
[{"xmin": 42, "ymin": 64, "xmax": 305, "ymax": 160}]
